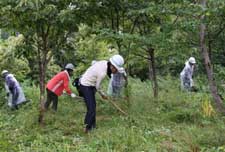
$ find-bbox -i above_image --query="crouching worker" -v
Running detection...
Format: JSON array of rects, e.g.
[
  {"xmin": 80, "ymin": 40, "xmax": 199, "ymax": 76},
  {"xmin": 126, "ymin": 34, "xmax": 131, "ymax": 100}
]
[
  {"xmin": 180, "ymin": 57, "xmax": 196, "ymax": 91},
  {"xmin": 44, "ymin": 63, "xmax": 76, "ymax": 111},
  {"xmin": 80, "ymin": 54, "xmax": 125, "ymax": 133},
  {"xmin": 2, "ymin": 70, "xmax": 27, "ymax": 110},
  {"xmin": 107, "ymin": 68, "xmax": 127, "ymax": 98}
]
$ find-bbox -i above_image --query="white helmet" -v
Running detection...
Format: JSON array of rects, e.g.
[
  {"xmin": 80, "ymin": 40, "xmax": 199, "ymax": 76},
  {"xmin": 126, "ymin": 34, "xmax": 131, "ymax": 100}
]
[
  {"xmin": 189, "ymin": 57, "xmax": 196, "ymax": 64},
  {"xmin": 65, "ymin": 63, "xmax": 74, "ymax": 70},
  {"xmin": 1, "ymin": 70, "xmax": 8, "ymax": 75},
  {"xmin": 109, "ymin": 54, "xmax": 124, "ymax": 72}
]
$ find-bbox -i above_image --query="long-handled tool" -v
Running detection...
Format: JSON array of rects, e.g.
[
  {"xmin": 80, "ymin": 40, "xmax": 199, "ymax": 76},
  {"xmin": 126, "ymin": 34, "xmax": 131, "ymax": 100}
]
[
  {"xmin": 77, "ymin": 95, "xmax": 127, "ymax": 116},
  {"xmin": 73, "ymin": 96, "xmax": 85, "ymax": 102},
  {"xmin": 102, "ymin": 97, "xmax": 128, "ymax": 116}
]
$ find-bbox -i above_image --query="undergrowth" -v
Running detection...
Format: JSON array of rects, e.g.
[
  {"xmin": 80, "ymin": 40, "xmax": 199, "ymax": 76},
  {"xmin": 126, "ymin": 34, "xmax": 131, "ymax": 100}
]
[{"xmin": 0, "ymin": 77, "xmax": 225, "ymax": 152}]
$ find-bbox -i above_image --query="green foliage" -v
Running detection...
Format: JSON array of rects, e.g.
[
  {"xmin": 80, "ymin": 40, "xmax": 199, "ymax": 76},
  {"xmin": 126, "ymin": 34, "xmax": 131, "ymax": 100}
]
[
  {"xmin": 1, "ymin": 0, "xmax": 224, "ymax": 82},
  {"xmin": 0, "ymin": 36, "xmax": 30, "ymax": 82},
  {"xmin": 65, "ymin": 24, "xmax": 113, "ymax": 76},
  {"xmin": 0, "ymin": 77, "xmax": 225, "ymax": 151},
  {"xmin": 0, "ymin": 0, "xmax": 225, "ymax": 150},
  {"xmin": 0, "ymin": 0, "xmax": 85, "ymax": 90}
]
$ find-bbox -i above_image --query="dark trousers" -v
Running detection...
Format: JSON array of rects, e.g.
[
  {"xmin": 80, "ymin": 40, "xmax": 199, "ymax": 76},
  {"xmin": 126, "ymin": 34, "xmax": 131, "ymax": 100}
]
[
  {"xmin": 10, "ymin": 87, "xmax": 19, "ymax": 108},
  {"xmin": 80, "ymin": 84, "xmax": 96, "ymax": 130},
  {"xmin": 44, "ymin": 89, "xmax": 58, "ymax": 111}
]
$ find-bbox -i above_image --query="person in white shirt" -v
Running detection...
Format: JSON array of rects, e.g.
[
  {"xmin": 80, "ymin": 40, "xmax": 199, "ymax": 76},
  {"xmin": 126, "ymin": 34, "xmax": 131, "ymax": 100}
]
[
  {"xmin": 80, "ymin": 54, "xmax": 125, "ymax": 133},
  {"xmin": 180, "ymin": 57, "xmax": 196, "ymax": 91}
]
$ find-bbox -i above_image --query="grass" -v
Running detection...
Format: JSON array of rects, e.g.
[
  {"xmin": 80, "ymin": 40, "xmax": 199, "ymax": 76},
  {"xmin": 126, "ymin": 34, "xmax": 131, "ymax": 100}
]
[{"xmin": 0, "ymin": 77, "xmax": 225, "ymax": 152}]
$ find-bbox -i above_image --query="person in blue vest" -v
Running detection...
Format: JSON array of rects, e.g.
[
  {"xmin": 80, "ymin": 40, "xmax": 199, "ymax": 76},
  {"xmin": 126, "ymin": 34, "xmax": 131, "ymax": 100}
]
[{"xmin": 107, "ymin": 68, "xmax": 127, "ymax": 98}]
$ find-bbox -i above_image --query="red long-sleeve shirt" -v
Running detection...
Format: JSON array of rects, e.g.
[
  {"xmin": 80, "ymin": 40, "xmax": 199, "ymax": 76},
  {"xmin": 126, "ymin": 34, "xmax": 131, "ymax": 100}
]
[{"xmin": 46, "ymin": 70, "xmax": 72, "ymax": 96}]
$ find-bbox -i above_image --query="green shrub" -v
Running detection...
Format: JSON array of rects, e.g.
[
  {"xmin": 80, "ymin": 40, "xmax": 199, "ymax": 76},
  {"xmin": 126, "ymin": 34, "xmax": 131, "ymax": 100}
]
[{"xmin": 0, "ymin": 77, "xmax": 225, "ymax": 151}]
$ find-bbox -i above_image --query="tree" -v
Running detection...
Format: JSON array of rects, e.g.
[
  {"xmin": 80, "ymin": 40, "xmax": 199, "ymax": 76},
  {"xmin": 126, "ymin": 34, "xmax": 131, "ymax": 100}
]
[
  {"xmin": 199, "ymin": 0, "xmax": 225, "ymax": 113},
  {"xmin": 0, "ymin": 35, "xmax": 29, "ymax": 84},
  {"xmin": 0, "ymin": 0, "xmax": 82, "ymax": 97}
]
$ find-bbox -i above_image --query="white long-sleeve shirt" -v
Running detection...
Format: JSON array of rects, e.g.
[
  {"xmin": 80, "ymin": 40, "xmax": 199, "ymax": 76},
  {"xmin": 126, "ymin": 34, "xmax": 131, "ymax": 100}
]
[
  {"xmin": 180, "ymin": 61, "xmax": 194, "ymax": 82},
  {"xmin": 80, "ymin": 60, "xmax": 108, "ymax": 91}
]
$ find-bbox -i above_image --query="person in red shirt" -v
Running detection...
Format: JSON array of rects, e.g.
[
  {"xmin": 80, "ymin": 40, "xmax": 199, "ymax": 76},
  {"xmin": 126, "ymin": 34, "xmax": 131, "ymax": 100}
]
[{"xmin": 44, "ymin": 63, "xmax": 76, "ymax": 111}]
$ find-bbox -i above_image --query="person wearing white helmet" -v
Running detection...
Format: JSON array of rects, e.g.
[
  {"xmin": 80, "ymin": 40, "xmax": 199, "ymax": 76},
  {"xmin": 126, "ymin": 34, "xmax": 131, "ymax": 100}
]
[
  {"xmin": 1, "ymin": 70, "xmax": 27, "ymax": 109},
  {"xmin": 180, "ymin": 57, "xmax": 196, "ymax": 91},
  {"xmin": 44, "ymin": 63, "xmax": 76, "ymax": 111},
  {"xmin": 79, "ymin": 54, "xmax": 124, "ymax": 133}
]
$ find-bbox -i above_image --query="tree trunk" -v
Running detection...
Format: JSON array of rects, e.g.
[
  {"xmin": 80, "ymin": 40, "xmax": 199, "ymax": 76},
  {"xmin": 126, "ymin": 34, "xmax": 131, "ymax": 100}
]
[
  {"xmin": 115, "ymin": 3, "xmax": 121, "ymax": 53},
  {"xmin": 148, "ymin": 52, "xmax": 153, "ymax": 80},
  {"xmin": 148, "ymin": 48, "xmax": 158, "ymax": 98},
  {"xmin": 39, "ymin": 41, "xmax": 48, "ymax": 98},
  {"xmin": 39, "ymin": 61, "xmax": 46, "ymax": 97},
  {"xmin": 207, "ymin": 32, "xmax": 212, "ymax": 61},
  {"xmin": 38, "ymin": 34, "xmax": 52, "ymax": 124},
  {"xmin": 116, "ymin": 41, "xmax": 122, "ymax": 53},
  {"xmin": 38, "ymin": 56, "xmax": 47, "ymax": 125},
  {"xmin": 200, "ymin": 0, "xmax": 225, "ymax": 113},
  {"xmin": 111, "ymin": 9, "xmax": 114, "ymax": 31}
]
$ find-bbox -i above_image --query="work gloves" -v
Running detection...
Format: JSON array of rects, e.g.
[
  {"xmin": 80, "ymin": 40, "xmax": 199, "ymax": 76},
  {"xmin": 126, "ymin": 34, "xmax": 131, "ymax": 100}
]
[{"xmin": 71, "ymin": 93, "xmax": 76, "ymax": 98}]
